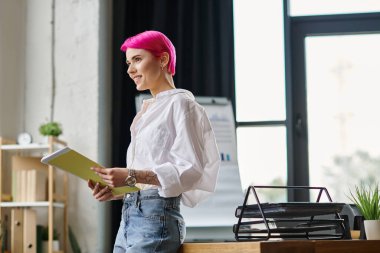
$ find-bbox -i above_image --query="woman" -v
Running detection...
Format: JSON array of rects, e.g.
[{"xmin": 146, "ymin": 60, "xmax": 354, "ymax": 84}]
[{"xmin": 88, "ymin": 30, "xmax": 220, "ymax": 253}]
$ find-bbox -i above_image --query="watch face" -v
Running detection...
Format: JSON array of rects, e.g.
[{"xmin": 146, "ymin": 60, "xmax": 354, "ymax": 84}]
[
  {"xmin": 17, "ymin": 132, "xmax": 33, "ymax": 145},
  {"xmin": 126, "ymin": 176, "xmax": 137, "ymax": 187}
]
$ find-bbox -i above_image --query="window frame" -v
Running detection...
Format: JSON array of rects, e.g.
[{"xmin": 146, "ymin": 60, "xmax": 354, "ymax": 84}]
[
  {"xmin": 286, "ymin": 11, "xmax": 380, "ymax": 201},
  {"xmin": 234, "ymin": 2, "xmax": 380, "ymax": 201}
]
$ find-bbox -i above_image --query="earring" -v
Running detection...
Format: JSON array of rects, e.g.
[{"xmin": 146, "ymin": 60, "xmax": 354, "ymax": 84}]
[{"xmin": 161, "ymin": 65, "xmax": 164, "ymax": 71}]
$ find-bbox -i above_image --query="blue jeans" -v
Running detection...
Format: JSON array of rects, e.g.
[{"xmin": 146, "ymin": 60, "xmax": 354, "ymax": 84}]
[{"xmin": 113, "ymin": 189, "xmax": 186, "ymax": 253}]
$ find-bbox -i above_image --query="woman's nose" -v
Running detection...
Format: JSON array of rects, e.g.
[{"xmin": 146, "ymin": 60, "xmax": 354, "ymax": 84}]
[{"xmin": 127, "ymin": 64, "xmax": 135, "ymax": 74}]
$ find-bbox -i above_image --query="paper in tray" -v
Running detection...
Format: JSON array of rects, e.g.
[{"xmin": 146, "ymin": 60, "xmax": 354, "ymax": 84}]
[
  {"xmin": 235, "ymin": 202, "xmax": 346, "ymax": 218},
  {"xmin": 233, "ymin": 222, "xmax": 340, "ymax": 234}
]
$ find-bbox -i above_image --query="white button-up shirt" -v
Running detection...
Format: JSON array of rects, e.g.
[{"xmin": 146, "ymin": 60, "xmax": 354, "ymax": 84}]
[{"xmin": 126, "ymin": 89, "xmax": 220, "ymax": 207}]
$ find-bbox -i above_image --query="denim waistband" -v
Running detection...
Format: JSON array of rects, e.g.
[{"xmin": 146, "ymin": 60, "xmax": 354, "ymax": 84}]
[{"xmin": 123, "ymin": 189, "xmax": 181, "ymax": 205}]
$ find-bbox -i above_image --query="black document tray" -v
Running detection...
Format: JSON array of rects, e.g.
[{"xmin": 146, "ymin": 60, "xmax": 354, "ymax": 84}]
[
  {"xmin": 235, "ymin": 202, "xmax": 346, "ymax": 218},
  {"xmin": 233, "ymin": 186, "xmax": 347, "ymax": 241},
  {"xmin": 234, "ymin": 223, "xmax": 339, "ymax": 234},
  {"xmin": 233, "ymin": 219, "xmax": 344, "ymax": 233}
]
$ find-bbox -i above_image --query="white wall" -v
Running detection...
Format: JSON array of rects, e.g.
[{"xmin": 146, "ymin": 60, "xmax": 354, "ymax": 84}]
[
  {"xmin": 0, "ymin": 0, "xmax": 26, "ymax": 137},
  {"xmin": 0, "ymin": 0, "xmax": 112, "ymax": 252}
]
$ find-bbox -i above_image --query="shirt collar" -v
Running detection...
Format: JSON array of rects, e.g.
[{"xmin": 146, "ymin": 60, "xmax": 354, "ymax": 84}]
[
  {"xmin": 144, "ymin": 89, "xmax": 195, "ymax": 104},
  {"xmin": 156, "ymin": 88, "xmax": 194, "ymax": 99}
]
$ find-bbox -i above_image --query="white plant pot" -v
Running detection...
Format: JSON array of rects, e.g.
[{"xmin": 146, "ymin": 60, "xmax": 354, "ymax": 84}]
[
  {"xmin": 41, "ymin": 136, "xmax": 49, "ymax": 144},
  {"xmin": 364, "ymin": 220, "xmax": 380, "ymax": 240},
  {"xmin": 42, "ymin": 240, "xmax": 60, "ymax": 253}
]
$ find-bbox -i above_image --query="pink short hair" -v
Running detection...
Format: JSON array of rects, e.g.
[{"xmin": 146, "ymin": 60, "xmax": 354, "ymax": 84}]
[{"xmin": 120, "ymin": 31, "xmax": 176, "ymax": 76}]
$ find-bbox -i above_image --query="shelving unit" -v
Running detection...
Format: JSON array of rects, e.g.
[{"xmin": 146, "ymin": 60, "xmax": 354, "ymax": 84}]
[{"xmin": 0, "ymin": 136, "xmax": 68, "ymax": 253}]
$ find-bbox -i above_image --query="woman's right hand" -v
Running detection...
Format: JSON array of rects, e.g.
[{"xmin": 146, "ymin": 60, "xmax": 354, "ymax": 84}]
[{"xmin": 88, "ymin": 180, "xmax": 117, "ymax": 202}]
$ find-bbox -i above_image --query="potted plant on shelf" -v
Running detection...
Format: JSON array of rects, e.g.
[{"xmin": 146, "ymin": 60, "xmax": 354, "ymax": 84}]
[
  {"xmin": 39, "ymin": 121, "xmax": 63, "ymax": 142},
  {"xmin": 41, "ymin": 226, "xmax": 60, "ymax": 252},
  {"xmin": 349, "ymin": 183, "xmax": 380, "ymax": 240}
]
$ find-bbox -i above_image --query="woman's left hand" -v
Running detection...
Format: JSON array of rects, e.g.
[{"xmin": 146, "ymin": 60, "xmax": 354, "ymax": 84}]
[
  {"xmin": 91, "ymin": 167, "xmax": 129, "ymax": 188},
  {"xmin": 88, "ymin": 180, "xmax": 116, "ymax": 201}
]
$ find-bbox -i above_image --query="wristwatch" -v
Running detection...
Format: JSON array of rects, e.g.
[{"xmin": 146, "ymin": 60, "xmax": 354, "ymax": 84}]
[{"xmin": 125, "ymin": 169, "xmax": 137, "ymax": 187}]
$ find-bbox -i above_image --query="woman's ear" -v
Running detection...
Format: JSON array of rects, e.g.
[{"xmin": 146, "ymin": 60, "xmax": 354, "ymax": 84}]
[{"xmin": 160, "ymin": 52, "xmax": 170, "ymax": 68}]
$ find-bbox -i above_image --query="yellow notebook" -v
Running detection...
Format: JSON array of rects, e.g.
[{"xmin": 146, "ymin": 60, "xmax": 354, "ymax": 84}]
[{"xmin": 41, "ymin": 147, "xmax": 139, "ymax": 195}]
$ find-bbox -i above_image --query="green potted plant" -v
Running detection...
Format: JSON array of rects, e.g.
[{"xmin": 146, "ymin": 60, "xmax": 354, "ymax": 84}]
[
  {"xmin": 349, "ymin": 183, "xmax": 380, "ymax": 240},
  {"xmin": 39, "ymin": 121, "xmax": 63, "ymax": 137},
  {"xmin": 41, "ymin": 226, "xmax": 60, "ymax": 252}
]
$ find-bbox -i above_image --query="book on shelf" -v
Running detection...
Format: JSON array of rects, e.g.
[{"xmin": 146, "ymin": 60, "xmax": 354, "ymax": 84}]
[
  {"xmin": 11, "ymin": 156, "xmax": 48, "ymax": 202},
  {"xmin": 20, "ymin": 169, "xmax": 27, "ymax": 201},
  {"xmin": 12, "ymin": 169, "xmax": 21, "ymax": 201},
  {"xmin": 41, "ymin": 147, "xmax": 139, "ymax": 195},
  {"xmin": 27, "ymin": 169, "xmax": 47, "ymax": 201}
]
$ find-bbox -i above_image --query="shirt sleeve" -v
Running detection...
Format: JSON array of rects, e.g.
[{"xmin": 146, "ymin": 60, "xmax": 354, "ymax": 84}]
[{"xmin": 152, "ymin": 105, "xmax": 220, "ymax": 207}]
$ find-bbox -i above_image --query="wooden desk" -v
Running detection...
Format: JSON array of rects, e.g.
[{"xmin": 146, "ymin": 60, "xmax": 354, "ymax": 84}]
[{"xmin": 179, "ymin": 240, "xmax": 380, "ymax": 253}]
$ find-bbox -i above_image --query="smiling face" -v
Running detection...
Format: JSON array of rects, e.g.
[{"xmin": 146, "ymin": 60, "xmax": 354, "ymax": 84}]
[{"xmin": 126, "ymin": 48, "xmax": 162, "ymax": 92}]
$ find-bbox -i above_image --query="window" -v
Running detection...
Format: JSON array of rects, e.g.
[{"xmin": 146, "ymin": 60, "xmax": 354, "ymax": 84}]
[
  {"xmin": 234, "ymin": 0, "xmax": 287, "ymax": 202},
  {"xmin": 290, "ymin": 11, "xmax": 380, "ymax": 201},
  {"xmin": 234, "ymin": 0, "xmax": 380, "ymax": 202},
  {"xmin": 305, "ymin": 34, "xmax": 380, "ymax": 202},
  {"xmin": 290, "ymin": 0, "xmax": 380, "ymax": 16}
]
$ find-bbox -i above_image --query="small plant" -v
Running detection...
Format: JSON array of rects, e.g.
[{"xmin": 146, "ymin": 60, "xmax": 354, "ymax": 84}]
[
  {"xmin": 39, "ymin": 121, "xmax": 63, "ymax": 137},
  {"xmin": 349, "ymin": 183, "xmax": 380, "ymax": 220},
  {"xmin": 41, "ymin": 226, "xmax": 59, "ymax": 241}
]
